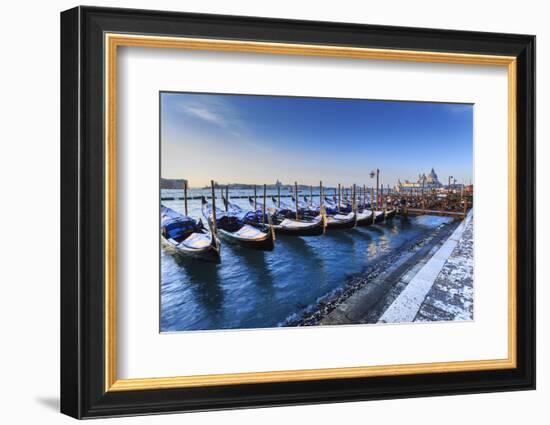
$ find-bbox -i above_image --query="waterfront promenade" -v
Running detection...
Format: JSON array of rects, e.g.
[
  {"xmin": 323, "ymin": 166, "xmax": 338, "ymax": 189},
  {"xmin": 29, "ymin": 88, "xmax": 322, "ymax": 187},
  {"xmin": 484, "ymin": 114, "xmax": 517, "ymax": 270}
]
[
  {"xmin": 379, "ymin": 211, "xmax": 473, "ymax": 323},
  {"xmin": 318, "ymin": 212, "xmax": 473, "ymax": 325}
]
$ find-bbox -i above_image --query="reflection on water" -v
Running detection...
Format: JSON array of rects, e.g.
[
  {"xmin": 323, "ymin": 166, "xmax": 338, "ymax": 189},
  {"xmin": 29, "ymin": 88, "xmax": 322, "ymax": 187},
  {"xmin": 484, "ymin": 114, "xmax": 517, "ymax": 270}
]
[{"xmin": 160, "ymin": 189, "xmax": 452, "ymax": 332}]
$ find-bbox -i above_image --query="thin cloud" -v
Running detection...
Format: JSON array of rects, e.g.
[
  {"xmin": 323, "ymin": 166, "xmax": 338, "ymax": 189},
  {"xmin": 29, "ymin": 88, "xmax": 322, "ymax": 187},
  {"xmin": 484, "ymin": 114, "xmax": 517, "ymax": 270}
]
[
  {"xmin": 176, "ymin": 96, "xmax": 240, "ymax": 131},
  {"xmin": 180, "ymin": 105, "xmax": 229, "ymax": 127},
  {"xmin": 172, "ymin": 95, "xmax": 272, "ymax": 152}
]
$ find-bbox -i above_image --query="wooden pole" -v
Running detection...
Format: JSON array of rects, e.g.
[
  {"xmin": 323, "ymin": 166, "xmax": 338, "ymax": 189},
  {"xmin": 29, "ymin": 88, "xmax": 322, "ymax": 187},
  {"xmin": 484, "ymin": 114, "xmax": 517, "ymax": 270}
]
[
  {"xmin": 382, "ymin": 186, "xmax": 386, "ymax": 219},
  {"xmin": 371, "ymin": 187, "xmax": 375, "ymax": 223},
  {"xmin": 376, "ymin": 168, "xmax": 380, "ymax": 209},
  {"xmin": 254, "ymin": 184, "xmax": 257, "ymax": 210},
  {"xmin": 210, "ymin": 180, "xmax": 217, "ymax": 235},
  {"xmin": 353, "ymin": 184, "xmax": 357, "ymax": 212},
  {"xmin": 338, "ymin": 183, "xmax": 341, "ymax": 213},
  {"xmin": 183, "ymin": 180, "xmax": 188, "ymax": 216},
  {"xmin": 277, "ymin": 185, "xmax": 281, "ymax": 208},
  {"xmin": 225, "ymin": 185, "xmax": 229, "ymax": 211},
  {"xmin": 310, "ymin": 185, "xmax": 313, "ymax": 206},
  {"xmin": 262, "ymin": 183, "xmax": 267, "ymax": 224},
  {"xmin": 295, "ymin": 181, "xmax": 299, "ymax": 220},
  {"xmin": 319, "ymin": 180, "xmax": 324, "ymax": 215}
]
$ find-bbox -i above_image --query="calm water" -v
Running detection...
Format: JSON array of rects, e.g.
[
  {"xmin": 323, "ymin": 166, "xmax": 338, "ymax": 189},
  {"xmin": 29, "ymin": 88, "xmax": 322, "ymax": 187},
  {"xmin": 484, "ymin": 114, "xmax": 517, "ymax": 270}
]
[{"xmin": 160, "ymin": 188, "xmax": 452, "ymax": 332}]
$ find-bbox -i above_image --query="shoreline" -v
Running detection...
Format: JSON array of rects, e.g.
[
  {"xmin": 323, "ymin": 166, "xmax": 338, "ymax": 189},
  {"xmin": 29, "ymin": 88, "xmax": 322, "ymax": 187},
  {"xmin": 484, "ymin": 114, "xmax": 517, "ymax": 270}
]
[{"xmin": 285, "ymin": 219, "xmax": 461, "ymax": 327}]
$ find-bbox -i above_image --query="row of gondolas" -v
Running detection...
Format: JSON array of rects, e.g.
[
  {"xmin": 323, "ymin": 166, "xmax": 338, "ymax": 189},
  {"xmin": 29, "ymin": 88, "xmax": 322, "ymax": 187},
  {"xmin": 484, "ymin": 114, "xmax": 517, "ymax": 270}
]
[{"xmin": 161, "ymin": 183, "xmax": 396, "ymax": 263}]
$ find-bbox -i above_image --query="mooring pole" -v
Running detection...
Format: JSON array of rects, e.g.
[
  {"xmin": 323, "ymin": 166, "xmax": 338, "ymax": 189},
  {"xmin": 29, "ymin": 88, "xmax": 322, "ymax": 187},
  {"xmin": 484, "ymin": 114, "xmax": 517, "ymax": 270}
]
[
  {"xmin": 262, "ymin": 183, "xmax": 267, "ymax": 224},
  {"xmin": 254, "ymin": 184, "xmax": 257, "ymax": 210},
  {"xmin": 225, "ymin": 185, "xmax": 229, "ymax": 211},
  {"xmin": 183, "ymin": 179, "xmax": 188, "ymax": 216},
  {"xmin": 376, "ymin": 168, "xmax": 380, "ymax": 209},
  {"xmin": 352, "ymin": 183, "xmax": 357, "ymax": 212},
  {"xmin": 310, "ymin": 185, "xmax": 313, "ymax": 206},
  {"xmin": 319, "ymin": 180, "xmax": 324, "ymax": 215},
  {"xmin": 338, "ymin": 183, "xmax": 341, "ymax": 213},
  {"xmin": 295, "ymin": 181, "xmax": 299, "ymax": 220},
  {"xmin": 371, "ymin": 187, "xmax": 375, "ymax": 223},
  {"xmin": 382, "ymin": 185, "xmax": 387, "ymax": 219},
  {"xmin": 210, "ymin": 180, "xmax": 217, "ymax": 235},
  {"xmin": 277, "ymin": 185, "xmax": 281, "ymax": 208}
]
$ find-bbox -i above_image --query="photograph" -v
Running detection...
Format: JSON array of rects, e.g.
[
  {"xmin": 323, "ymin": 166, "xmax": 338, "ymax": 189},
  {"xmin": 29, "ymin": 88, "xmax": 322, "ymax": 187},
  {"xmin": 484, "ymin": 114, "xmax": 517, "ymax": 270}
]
[{"xmin": 159, "ymin": 92, "xmax": 474, "ymax": 333}]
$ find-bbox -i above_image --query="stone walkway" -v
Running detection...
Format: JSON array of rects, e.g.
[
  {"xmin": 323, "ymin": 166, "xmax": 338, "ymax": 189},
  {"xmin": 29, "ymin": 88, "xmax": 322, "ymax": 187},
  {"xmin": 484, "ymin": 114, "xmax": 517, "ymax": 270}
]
[
  {"xmin": 414, "ymin": 214, "xmax": 474, "ymax": 322},
  {"xmin": 378, "ymin": 211, "xmax": 473, "ymax": 324}
]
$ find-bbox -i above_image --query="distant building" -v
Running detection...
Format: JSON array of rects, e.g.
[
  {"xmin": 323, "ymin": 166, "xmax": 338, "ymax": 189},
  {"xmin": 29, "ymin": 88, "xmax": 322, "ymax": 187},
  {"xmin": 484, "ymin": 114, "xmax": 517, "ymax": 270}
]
[
  {"xmin": 395, "ymin": 168, "xmax": 443, "ymax": 193},
  {"xmin": 275, "ymin": 179, "xmax": 282, "ymax": 187}
]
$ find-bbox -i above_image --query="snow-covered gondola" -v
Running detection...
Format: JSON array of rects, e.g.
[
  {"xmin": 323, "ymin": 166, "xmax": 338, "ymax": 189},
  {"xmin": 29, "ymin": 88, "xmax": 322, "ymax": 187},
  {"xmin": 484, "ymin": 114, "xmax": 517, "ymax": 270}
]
[
  {"xmin": 248, "ymin": 197, "xmax": 325, "ymax": 236},
  {"xmin": 160, "ymin": 205, "xmax": 220, "ymax": 263},
  {"xmin": 303, "ymin": 196, "xmax": 356, "ymax": 229},
  {"xmin": 325, "ymin": 211, "xmax": 357, "ymax": 229},
  {"xmin": 385, "ymin": 208, "xmax": 397, "ymax": 220},
  {"xmin": 370, "ymin": 210, "xmax": 384, "ymax": 223},
  {"xmin": 355, "ymin": 209, "xmax": 374, "ymax": 226},
  {"xmin": 202, "ymin": 196, "xmax": 274, "ymax": 251}
]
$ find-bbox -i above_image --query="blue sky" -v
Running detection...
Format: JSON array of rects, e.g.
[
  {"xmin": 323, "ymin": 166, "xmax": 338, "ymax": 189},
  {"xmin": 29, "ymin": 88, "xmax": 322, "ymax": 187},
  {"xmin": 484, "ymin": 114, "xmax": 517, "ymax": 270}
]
[{"xmin": 161, "ymin": 92, "xmax": 473, "ymax": 188}]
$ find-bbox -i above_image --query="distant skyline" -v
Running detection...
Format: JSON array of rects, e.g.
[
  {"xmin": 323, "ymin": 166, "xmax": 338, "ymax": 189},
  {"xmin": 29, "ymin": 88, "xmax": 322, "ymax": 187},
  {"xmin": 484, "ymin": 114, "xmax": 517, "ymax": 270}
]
[{"xmin": 161, "ymin": 92, "xmax": 473, "ymax": 188}]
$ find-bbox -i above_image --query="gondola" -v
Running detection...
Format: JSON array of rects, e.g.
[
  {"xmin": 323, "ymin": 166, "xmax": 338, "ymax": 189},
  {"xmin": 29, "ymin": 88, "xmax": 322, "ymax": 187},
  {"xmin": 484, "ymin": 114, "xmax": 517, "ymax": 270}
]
[
  {"xmin": 304, "ymin": 196, "xmax": 356, "ymax": 229},
  {"xmin": 325, "ymin": 211, "xmax": 357, "ymax": 229},
  {"xmin": 323, "ymin": 196, "xmax": 353, "ymax": 213},
  {"xmin": 248, "ymin": 197, "xmax": 325, "ymax": 236},
  {"xmin": 160, "ymin": 205, "xmax": 220, "ymax": 263},
  {"xmin": 355, "ymin": 209, "xmax": 374, "ymax": 226},
  {"xmin": 373, "ymin": 210, "xmax": 385, "ymax": 223},
  {"xmin": 202, "ymin": 196, "xmax": 274, "ymax": 251},
  {"xmin": 385, "ymin": 208, "xmax": 397, "ymax": 220}
]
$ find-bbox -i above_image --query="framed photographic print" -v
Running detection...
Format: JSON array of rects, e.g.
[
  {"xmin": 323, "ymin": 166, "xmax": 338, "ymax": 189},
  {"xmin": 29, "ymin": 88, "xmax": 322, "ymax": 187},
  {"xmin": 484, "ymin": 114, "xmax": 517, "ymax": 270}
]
[{"xmin": 60, "ymin": 6, "xmax": 535, "ymax": 419}]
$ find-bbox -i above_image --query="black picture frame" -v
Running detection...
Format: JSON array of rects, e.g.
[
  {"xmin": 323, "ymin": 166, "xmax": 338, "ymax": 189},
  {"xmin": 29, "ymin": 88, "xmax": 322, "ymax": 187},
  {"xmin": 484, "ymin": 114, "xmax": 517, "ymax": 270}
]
[{"xmin": 60, "ymin": 5, "xmax": 535, "ymax": 419}]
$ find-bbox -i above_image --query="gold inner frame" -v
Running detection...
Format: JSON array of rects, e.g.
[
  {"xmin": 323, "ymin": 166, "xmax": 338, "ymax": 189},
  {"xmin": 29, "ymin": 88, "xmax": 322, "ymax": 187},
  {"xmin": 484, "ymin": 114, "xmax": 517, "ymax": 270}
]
[{"xmin": 104, "ymin": 33, "xmax": 517, "ymax": 392}]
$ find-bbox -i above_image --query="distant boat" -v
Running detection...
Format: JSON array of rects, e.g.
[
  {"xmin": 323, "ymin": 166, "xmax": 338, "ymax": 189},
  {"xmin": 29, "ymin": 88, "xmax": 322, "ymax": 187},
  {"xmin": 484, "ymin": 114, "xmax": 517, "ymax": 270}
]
[
  {"xmin": 160, "ymin": 205, "xmax": 220, "ymax": 263},
  {"xmin": 247, "ymin": 197, "xmax": 325, "ymax": 236},
  {"xmin": 202, "ymin": 196, "xmax": 274, "ymax": 251}
]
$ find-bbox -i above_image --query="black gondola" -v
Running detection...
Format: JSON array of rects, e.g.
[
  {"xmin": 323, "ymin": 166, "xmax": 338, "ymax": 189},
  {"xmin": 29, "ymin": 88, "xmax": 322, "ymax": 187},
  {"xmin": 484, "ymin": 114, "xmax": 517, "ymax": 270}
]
[
  {"xmin": 202, "ymin": 196, "xmax": 274, "ymax": 251},
  {"xmin": 355, "ymin": 209, "xmax": 374, "ymax": 226},
  {"xmin": 307, "ymin": 197, "xmax": 356, "ymax": 229},
  {"xmin": 385, "ymin": 208, "xmax": 397, "ymax": 220},
  {"xmin": 247, "ymin": 197, "xmax": 325, "ymax": 236},
  {"xmin": 160, "ymin": 205, "xmax": 220, "ymax": 263}
]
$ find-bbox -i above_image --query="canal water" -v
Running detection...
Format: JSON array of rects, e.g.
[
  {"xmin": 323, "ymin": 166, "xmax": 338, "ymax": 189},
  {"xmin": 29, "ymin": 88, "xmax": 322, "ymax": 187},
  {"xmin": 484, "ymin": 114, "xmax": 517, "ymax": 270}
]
[{"xmin": 160, "ymin": 188, "xmax": 453, "ymax": 332}]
